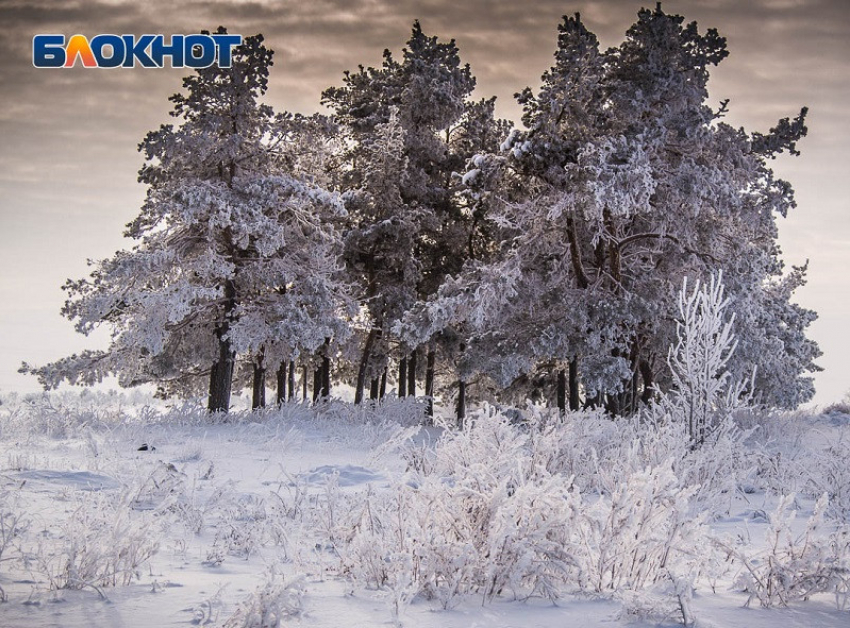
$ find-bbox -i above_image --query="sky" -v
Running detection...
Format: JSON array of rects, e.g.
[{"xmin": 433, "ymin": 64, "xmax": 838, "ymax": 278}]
[{"xmin": 0, "ymin": 0, "xmax": 848, "ymax": 406}]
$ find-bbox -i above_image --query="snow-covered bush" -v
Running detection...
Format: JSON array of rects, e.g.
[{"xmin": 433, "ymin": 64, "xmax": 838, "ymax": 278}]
[
  {"xmin": 210, "ymin": 493, "xmax": 288, "ymax": 560},
  {"xmin": 576, "ymin": 463, "xmax": 705, "ymax": 594},
  {"xmin": 131, "ymin": 461, "xmax": 187, "ymax": 511},
  {"xmin": 804, "ymin": 440, "xmax": 850, "ymax": 522},
  {"xmin": 341, "ymin": 408, "xmax": 579, "ymax": 606},
  {"xmin": 718, "ymin": 493, "xmax": 850, "ymax": 608},
  {"xmin": 664, "ymin": 273, "xmax": 752, "ymax": 447},
  {"xmin": 220, "ymin": 569, "xmax": 305, "ymax": 628},
  {"xmin": 342, "ymin": 452, "xmax": 580, "ymax": 607},
  {"xmin": 823, "ymin": 391, "xmax": 850, "ymax": 417},
  {"xmin": 337, "ymin": 406, "xmax": 713, "ymax": 613},
  {"xmin": 0, "ymin": 490, "xmax": 29, "ymax": 602},
  {"xmin": 0, "ymin": 391, "xmax": 133, "ymax": 439},
  {"xmin": 505, "ymin": 403, "xmax": 750, "ymax": 518},
  {"xmin": 35, "ymin": 492, "xmax": 162, "ymax": 594},
  {"xmin": 739, "ymin": 409, "xmax": 850, "ymax": 522}
]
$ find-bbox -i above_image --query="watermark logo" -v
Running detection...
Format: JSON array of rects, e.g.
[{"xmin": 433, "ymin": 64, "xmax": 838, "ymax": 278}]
[{"xmin": 33, "ymin": 34, "xmax": 243, "ymax": 68}]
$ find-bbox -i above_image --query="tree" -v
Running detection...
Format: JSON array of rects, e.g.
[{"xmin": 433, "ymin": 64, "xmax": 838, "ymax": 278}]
[
  {"xmin": 399, "ymin": 6, "xmax": 819, "ymax": 413},
  {"xmin": 666, "ymin": 273, "xmax": 749, "ymax": 445},
  {"xmin": 324, "ymin": 22, "xmax": 508, "ymax": 410},
  {"xmin": 22, "ymin": 31, "xmax": 351, "ymax": 413}
]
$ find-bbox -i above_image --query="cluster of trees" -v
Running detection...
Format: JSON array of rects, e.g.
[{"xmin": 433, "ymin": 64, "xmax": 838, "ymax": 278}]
[{"xmin": 23, "ymin": 7, "xmax": 820, "ymax": 417}]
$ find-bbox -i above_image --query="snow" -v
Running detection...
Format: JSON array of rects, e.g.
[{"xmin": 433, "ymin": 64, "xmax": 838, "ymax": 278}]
[
  {"xmin": 12, "ymin": 470, "xmax": 121, "ymax": 492},
  {"xmin": 0, "ymin": 393, "xmax": 848, "ymax": 627},
  {"xmin": 461, "ymin": 168, "xmax": 480, "ymax": 186}
]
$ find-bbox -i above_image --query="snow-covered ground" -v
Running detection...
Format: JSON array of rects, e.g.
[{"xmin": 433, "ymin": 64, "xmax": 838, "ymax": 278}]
[{"xmin": 0, "ymin": 392, "xmax": 848, "ymax": 627}]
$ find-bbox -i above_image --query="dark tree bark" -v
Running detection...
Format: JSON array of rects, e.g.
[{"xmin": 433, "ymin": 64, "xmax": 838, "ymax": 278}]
[
  {"xmin": 276, "ymin": 361, "xmax": 286, "ymax": 405},
  {"xmin": 456, "ymin": 380, "xmax": 466, "ymax": 425},
  {"xmin": 398, "ymin": 356, "xmax": 407, "ymax": 398},
  {"xmin": 568, "ymin": 357, "xmax": 580, "ymax": 411},
  {"xmin": 557, "ymin": 369, "xmax": 567, "ymax": 413},
  {"xmin": 208, "ymin": 280, "xmax": 236, "ymax": 413},
  {"xmin": 302, "ymin": 365, "xmax": 308, "ymax": 401},
  {"xmin": 252, "ymin": 360, "xmax": 266, "ymax": 410},
  {"xmin": 369, "ymin": 378, "xmax": 379, "ymax": 400},
  {"xmin": 288, "ymin": 360, "xmax": 295, "ymax": 401},
  {"xmin": 321, "ymin": 352, "xmax": 331, "ymax": 399},
  {"xmin": 640, "ymin": 359, "xmax": 655, "ymax": 404},
  {"xmin": 379, "ymin": 369, "xmax": 387, "ymax": 398},
  {"xmin": 208, "ymin": 336, "xmax": 235, "ymax": 413},
  {"xmin": 456, "ymin": 342, "xmax": 467, "ymax": 424},
  {"xmin": 407, "ymin": 350, "xmax": 417, "ymax": 398},
  {"xmin": 425, "ymin": 349, "xmax": 435, "ymax": 418},
  {"xmin": 355, "ymin": 328, "xmax": 377, "ymax": 404},
  {"xmin": 312, "ymin": 368, "xmax": 322, "ymax": 402},
  {"xmin": 566, "ymin": 215, "xmax": 590, "ymax": 290}
]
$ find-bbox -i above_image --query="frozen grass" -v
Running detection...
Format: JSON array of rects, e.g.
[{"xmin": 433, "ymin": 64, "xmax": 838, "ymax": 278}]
[{"xmin": 0, "ymin": 390, "xmax": 848, "ymax": 627}]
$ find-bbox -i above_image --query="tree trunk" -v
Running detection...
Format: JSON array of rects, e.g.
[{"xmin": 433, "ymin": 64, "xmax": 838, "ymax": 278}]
[
  {"xmin": 568, "ymin": 357, "xmax": 580, "ymax": 411},
  {"xmin": 302, "ymin": 365, "xmax": 308, "ymax": 401},
  {"xmin": 208, "ymin": 334, "xmax": 235, "ymax": 413},
  {"xmin": 369, "ymin": 378, "xmax": 379, "ymax": 400},
  {"xmin": 640, "ymin": 359, "xmax": 655, "ymax": 404},
  {"xmin": 425, "ymin": 349, "xmax": 435, "ymax": 418},
  {"xmin": 276, "ymin": 361, "xmax": 287, "ymax": 406},
  {"xmin": 380, "ymin": 369, "xmax": 387, "ymax": 398},
  {"xmin": 398, "ymin": 356, "xmax": 407, "ymax": 398},
  {"xmin": 208, "ymin": 280, "xmax": 236, "ymax": 414},
  {"xmin": 566, "ymin": 215, "xmax": 590, "ymax": 289},
  {"xmin": 312, "ymin": 368, "xmax": 322, "ymax": 403},
  {"xmin": 407, "ymin": 350, "xmax": 417, "ymax": 398},
  {"xmin": 557, "ymin": 369, "xmax": 566, "ymax": 413},
  {"xmin": 252, "ymin": 360, "xmax": 266, "ymax": 410},
  {"xmin": 355, "ymin": 328, "xmax": 377, "ymax": 404},
  {"xmin": 288, "ymin": 360, "xmax": 295, "ymax": 401},
  {"xmin": 456, "ymin": 342, "xmax": 467, "ymax": 425},
  {"xmin": 456, "ymin": 380, "xmax": 466, "ymax": 426},
  {"xmin": 321, "ymin": 350, "xmax": 331, "ymax": 399}
]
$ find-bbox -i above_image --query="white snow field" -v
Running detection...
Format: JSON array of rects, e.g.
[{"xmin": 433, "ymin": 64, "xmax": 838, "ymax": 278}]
[{"xmin": 0, "ymin": 391, "xmax": 848, "ymax": 628}]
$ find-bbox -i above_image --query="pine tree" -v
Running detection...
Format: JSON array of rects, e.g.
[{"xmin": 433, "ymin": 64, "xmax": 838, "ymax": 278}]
[
  {"xmin": 399, "ymin": 7, "xmax": 820, "ymax": 412},
  {"xmin": 22, "ymin": 31, "xmax": 351, "ymax": 413},
  {"xmin": 324, "ymin": 22, "xmax": 507, "ymax": 409}
]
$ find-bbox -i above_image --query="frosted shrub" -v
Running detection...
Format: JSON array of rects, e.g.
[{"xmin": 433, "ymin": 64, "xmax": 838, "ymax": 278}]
[
  {"xmin": 339, "ymin": 407, "xmax": 713, "ymax": 614},
  {"xmin": 172, "ymin": 483, "xmax": 232, "ymax": 536},
  {"xmin": 221, "ymin": 569, "xmax": 305, "ymax": 628},
  {"xmin": 131, "ymin": 461, "xmax": 187, "ymax": 511},
  {"xmin": 742, "ymin": 410, "xmax": 850, "ymax": 521},
  {"xmin": 342, "ymin": 464, "xmax": 581, "ymax": 608},
  {"xmin": 719, "ymin": 494, "xmax": 850, "ymax": 608},
  {"xmin": 341, "ymin": 409, "xmax": 582, "ymax": 607},
  {"xmin": 665, "ymin": 274, "xmax": 751, "ymax": 447},
  {"xmin": 0, "ymin": 490, "xmax": 29, "ymax": 602},
  {"xmin": 0, "ymin": 391, "xmax": 131, "ymax": 439},
  {"xmin": 805, "ymin": 440, "xmax": 850, "ymax": 522},
  {"xmin": 0, "ymin": 490, "xmax": 27, "ymax": 561},
  {"xmin": 210, "ymin": 494, "xmax": 287, "ymax": 560},
  {"xmin": 621, "ymin": 410, "xmax": 756, "ymax": 517},
  {"xmin": 521, "ymin": 404, "xmax": 750, "ymax": 518},
  {"xmin": 37, "ymin": 492, "xmax": 161, "ymax": 594},
  {"xmin": 590, "ymin": 274, "xmax": 760, "ymax": 517},
  {"xmin": 576, "ymin": 463, "xmax": 705, "ymax": 594}
]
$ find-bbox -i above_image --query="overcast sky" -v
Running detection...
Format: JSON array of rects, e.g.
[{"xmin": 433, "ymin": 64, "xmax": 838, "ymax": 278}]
[{"xmin": 1, "ymin": 0, "xmax": 848, "ymax": 406}]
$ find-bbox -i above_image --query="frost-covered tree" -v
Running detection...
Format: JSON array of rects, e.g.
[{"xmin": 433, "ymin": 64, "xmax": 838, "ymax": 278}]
[
  {"xmin": 338, "ymin": 107, "xmax": 420, "ymax": 403},
  {"xmin": 227, "ymin": 112, "xmax": 353, "ymax": 409},
  {"xmin": 400, "ymin": 6, "xmax": 819, "ymax": 413},
  {"xmin": 665, "ymin": 273, "xmax": 751, "ymax": 445},
  {"xmin": 22, "ymin": 31, "xmax": 351, "ymax": 413},
  {"xmin": 324, "ymin": 22, "xmax": 508, "ymax": 408}
]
